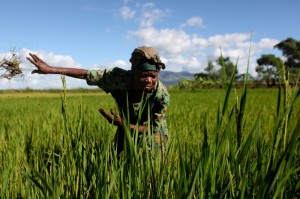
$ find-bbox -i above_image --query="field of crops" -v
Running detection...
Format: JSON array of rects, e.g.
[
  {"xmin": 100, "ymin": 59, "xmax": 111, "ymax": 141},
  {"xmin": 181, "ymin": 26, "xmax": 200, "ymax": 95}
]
[{"xmin": 0, "ymin": 86, "xmax": 299, "ymax": 198}]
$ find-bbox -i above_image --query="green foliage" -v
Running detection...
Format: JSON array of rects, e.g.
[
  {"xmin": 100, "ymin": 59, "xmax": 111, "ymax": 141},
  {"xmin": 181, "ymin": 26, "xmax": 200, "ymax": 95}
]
[
  {"xmin": 255, "ymin": 54, "xmax": 283, "ymax": 84},
  {"xmin": 216, "ymin": 56, "xmax": 238, "ymax": 81},
  {"xmin": 194, "ymin": 56, "xmax": 238, "ymax": 84},
  {"xmin": 274, "ymin": 38, "xmax": 300, "ymax": 69},
  {"xmin": 0, "ymin": 85, "xmax": 299, "ymax": 198},
  {"xmin": 186, "ymin": 37, "xmax": 300, "ymax": 88},
  {"xmin": 255, "ymin": 38, "xmax": 300, "ymax": 85},
  {"xmin": 275, "ymin": 38, "xmax": 300, "ymax": 84}
]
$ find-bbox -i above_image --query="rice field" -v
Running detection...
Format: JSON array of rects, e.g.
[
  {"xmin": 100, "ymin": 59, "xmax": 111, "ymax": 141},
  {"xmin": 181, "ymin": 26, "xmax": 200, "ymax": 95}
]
[{"xmin": 0, "ymin": 85, "xmax": 299, "ymax": 198}]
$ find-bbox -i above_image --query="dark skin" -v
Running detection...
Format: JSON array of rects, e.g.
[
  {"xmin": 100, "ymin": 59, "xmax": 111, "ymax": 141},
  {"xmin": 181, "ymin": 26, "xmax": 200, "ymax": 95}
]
[{"xmin": 27, "ymin": 53, "xmax": 159, "ymax": 133}]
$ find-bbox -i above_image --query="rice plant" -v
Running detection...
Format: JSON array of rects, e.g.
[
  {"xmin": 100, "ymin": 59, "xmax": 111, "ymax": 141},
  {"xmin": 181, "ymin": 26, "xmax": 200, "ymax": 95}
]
[{"xmin": 0, "ymin": 73, "xmax": 299, "ymax": 198}]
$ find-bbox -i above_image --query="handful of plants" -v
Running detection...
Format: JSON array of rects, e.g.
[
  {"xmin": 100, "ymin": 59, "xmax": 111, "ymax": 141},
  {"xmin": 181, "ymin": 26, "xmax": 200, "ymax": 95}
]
[{"xmin": 0, "ymin": 51, "xmax": 23, "ymax": 80}]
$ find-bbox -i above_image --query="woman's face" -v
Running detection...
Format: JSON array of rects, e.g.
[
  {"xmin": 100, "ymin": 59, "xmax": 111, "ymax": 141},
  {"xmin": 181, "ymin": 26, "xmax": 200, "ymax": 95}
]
[{"xmin": 132, "ymin": 70, "xmax": 159, "ymax": 92}]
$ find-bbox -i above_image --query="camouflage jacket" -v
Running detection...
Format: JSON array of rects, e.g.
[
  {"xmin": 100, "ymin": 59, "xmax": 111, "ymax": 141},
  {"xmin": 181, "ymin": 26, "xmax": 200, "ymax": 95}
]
[{"xmin": 86, "ymin": 67, "xmax": 170, "ymax": 137}]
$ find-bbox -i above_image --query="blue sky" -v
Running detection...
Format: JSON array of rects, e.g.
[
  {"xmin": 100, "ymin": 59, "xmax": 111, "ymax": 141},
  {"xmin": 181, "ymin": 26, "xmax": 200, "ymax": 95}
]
[{"xmin": 1, "ymin": 0, "xmax": 299, "ymax": 89}]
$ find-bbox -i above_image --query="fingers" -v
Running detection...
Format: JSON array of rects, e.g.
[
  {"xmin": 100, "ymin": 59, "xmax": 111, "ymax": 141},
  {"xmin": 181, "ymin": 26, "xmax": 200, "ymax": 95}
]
[
  {"xmin": 26, "ymin": 53, "xmax": 38, "ymax": 65},
  {"xmin": 99, "ymin": 108, "xmax": 120, "ymax": 120},
  {"xmin": 31, "ymin": 70, "xmax": 41, "ymax": 74},
  {"xmin": 28, "ymin": 53, "xmax": 39, "ymax": 62},
  {"xmin": 26, "ymin": 56, "xmax": 34, "ymax": 64},
  {"xmin": 110, "ymin": 109, "xmax": 122, "ymax": 120},
  {"xmin": 27, "ymin": 53, "xmax": 34, "ymax": 60},
  {"xmin": 100, "ymin": 108, "xmax": 117, "ymax": 118},
  {"xmin": 110, "ymin": 108, "xmax": 115, "ymax": 115},
  {"xmin": 99, "ymin": 108, "xmax": 113, "ymax": 122},
  {"xmin": 27, "ymin": 53, "xmax": 42, "ymax": 64},
  {"xmin": 99, "ymin": 108, "xmax": 108, "ymax": 117},
  {"xmin": 99, "ymin": 108, "xmax": 123, "ymax": 127}
]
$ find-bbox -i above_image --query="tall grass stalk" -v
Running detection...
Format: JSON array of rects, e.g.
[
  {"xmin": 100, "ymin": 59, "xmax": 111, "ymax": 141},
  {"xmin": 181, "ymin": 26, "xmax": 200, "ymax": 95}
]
[
  {"xmin": 280, "ymin": 61, "xmax": 291, "ymax": 149},
  {"xmin": 0, "ymin": 68, "xmax": 299, "ymax": 197}
]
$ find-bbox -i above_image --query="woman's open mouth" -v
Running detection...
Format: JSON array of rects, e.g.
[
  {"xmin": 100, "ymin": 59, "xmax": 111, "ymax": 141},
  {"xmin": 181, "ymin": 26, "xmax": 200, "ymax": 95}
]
[{"xmin": 144, "ymin": 84, "xmax": 154, "ymax": 92}]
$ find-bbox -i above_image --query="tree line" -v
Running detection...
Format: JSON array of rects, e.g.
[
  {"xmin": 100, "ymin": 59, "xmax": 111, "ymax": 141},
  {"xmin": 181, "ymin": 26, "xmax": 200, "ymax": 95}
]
[{"xmin": 176, "ymin": 37, "xmax": 300, "ymax": 89}]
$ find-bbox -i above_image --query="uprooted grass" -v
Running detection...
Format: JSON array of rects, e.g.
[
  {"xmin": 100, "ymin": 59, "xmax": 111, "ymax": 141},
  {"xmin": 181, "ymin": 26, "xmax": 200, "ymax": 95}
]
[{"xmin": 0, "ymin": 51, "xmax": 23, "ymax": 80}]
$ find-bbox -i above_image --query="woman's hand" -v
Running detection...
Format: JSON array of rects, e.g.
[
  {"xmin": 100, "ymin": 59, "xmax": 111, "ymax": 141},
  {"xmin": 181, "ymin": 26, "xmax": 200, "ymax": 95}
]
[
  {"xmin": 26, "ymin": 53, "xmax": 53, "ymax": 74},
  {"xmin": 26, "ymin": 52, "xmax": 88, "ymax": 79},
  {"xmin": 99, "ymin": 108, "xmax": 123, "ymax": 127}
]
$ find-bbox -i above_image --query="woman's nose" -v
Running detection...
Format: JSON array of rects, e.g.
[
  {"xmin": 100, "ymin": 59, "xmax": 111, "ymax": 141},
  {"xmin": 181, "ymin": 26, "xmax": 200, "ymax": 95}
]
[{"xmin": 145, "ymin": 77, "xmax": 152, "ymax": 82}]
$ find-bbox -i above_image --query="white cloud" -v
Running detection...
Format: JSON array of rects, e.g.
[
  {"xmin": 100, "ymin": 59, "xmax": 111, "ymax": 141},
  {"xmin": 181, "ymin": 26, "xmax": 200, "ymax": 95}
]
[
  {"xmin": 91, "ymin": 59, "xmax": 130, "ymax": 70},
  {"xmin": 120, "ymin": 6, "xmax": 136, "ymax": 20},
  {"xmin": 130, "ymin": 27, "xmax": 192, "ymax": 56},
  {"xmin": 207, "ymin": 33, "xmax": 251, "ymax": 48},
  {"xmin": 139, "ymin": 8, "xmax": 170, "ymax": 28},
  {"xmin": 252, "ymin": 38, "xmax": 278, "ymax": 54},
  {"xmin": 129, "ymin": 25, "xmax": 279, "ymax": 75},
  {"xmin": 180, "ymin": 16, "xmax": 204, "ymax": 28},
  {"xmin": 120, "ymin": 2, "xmax": 170, "ymax": 28}
]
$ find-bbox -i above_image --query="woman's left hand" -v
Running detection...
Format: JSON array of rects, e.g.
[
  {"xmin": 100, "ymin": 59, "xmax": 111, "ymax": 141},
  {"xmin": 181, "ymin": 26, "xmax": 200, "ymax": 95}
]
[{"xmin": 99, "ymin": 108, "xmax": 123, "ymax": 127}]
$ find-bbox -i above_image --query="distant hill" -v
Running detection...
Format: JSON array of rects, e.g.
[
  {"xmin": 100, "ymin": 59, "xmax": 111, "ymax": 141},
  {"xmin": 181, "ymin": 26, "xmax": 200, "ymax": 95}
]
[{"xmin": 158, "ymin": 71, "xmax": 195, "ymax": 86}]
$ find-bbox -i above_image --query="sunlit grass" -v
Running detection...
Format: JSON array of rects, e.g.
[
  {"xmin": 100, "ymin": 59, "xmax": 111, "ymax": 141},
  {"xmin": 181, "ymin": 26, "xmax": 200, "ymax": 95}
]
[{"xmin": 0, "ymin": 84, "xmax": 299, "ymax": 198}]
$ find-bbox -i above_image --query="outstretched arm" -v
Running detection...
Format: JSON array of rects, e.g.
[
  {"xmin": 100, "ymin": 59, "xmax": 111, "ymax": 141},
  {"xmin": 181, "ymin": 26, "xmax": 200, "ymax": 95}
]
[{"xmin": 26, "ymin": 53, "xmax": 88, "ymax": 79}]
